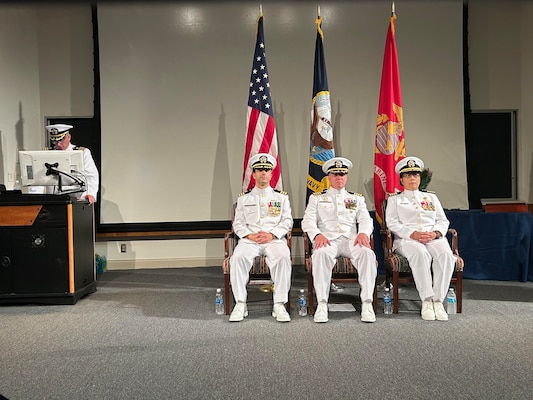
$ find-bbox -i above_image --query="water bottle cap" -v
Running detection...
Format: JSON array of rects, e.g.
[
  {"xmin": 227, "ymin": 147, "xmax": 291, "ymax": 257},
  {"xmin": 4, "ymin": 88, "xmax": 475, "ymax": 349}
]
[
  {"xmin": 384, "ymin": 287, "xmax": 390, "ymax": 292},
  {"xmin": 216, "ymin": 288, "xmax": 221, "ymax": 293},
  {"xmin": 299, "ymin": 288, "xmax": 304, "ymax": 293}
]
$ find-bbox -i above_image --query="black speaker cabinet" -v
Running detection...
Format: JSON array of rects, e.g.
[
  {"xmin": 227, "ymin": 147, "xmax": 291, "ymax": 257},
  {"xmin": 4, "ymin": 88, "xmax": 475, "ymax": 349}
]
[{"xmin": 0, "ymin": 193, "xmax": 96, "ymax": 304}]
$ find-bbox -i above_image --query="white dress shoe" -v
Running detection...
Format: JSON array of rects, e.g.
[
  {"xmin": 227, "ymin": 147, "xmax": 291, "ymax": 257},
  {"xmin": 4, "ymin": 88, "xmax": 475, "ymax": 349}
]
[
  {"xmin": 313, "ymin": 303, "xmax": 328, "ymax": 323},
  {"xmin": 361, "ymin": 302, "xmax": 376, "ymax": 323},
  {"xmin": 421, "ymin": 300, "xmax": 435, "ymax": 321},
  {"xmin": 229, "ymin": 303, "xmax": 248, "ymax": 322},
  {"xmin": 434, "ymin": 301, "xmax": 449, "ymax": 321},
  {"xmin": 272, "ymin": 303, "xmax": 291, "ymax": 322}
]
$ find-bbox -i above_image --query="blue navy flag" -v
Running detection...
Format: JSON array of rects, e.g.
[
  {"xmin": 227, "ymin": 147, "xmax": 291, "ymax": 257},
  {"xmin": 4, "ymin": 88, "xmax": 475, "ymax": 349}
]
[{"xmin": 307, "ymin": 16, "xmax": 334, "ymax": 203}]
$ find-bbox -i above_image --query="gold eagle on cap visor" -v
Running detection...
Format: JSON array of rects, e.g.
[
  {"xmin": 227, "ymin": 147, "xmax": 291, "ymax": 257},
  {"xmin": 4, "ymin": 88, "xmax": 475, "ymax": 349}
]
[{"xmin": 259, "ymin": 155, "xmax": 268, "ymax": 164}]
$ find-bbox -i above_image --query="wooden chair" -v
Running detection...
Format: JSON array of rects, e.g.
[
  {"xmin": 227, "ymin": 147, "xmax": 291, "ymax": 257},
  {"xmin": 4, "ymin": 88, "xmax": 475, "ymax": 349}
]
[
  {"xmin": 381, "ymin": 211, "xmax": 465, "ymax": 314},
  {"xmin": 303, "ymin": 232, "xmax": 378, "ymax": 315},
  {"xmin": 222, "ymin": 223, "xmax": 292, "ymax": 316}
]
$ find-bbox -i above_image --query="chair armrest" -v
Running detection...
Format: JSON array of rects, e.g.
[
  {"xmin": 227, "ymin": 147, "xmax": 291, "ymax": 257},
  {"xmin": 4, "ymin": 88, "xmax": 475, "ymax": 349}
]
[
  {"xmin": 380, "ymin": 228, "xmax": 394, "ymax": 256},
  {"xmin": 303, "ymin": 232, "xmax": 312, "ymax": 260},
  {"xmin": 447, "ymin": 228, "xmax": 460, "ymax": 255},
  {"xmin": 224, "ymin": 231, "xmax": 236, "ymax": 258}
]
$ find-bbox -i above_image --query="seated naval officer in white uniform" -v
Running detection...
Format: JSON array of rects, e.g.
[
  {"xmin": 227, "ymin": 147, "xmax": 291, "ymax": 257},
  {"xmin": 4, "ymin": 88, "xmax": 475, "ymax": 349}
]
[
  {"xmin": 46, "ymin": 124, "xmax": 99, "ymax": 204},
  {"xmin": 385, "ymin": 156, "xmax": 455, "ymax": 321},
  {"xmin": 301, "ymin": 157, "xmax": 377, "ymax": 323},
  {"xmin": 229, "ymin": 153, "xmax": 293, "ymax": 322}
]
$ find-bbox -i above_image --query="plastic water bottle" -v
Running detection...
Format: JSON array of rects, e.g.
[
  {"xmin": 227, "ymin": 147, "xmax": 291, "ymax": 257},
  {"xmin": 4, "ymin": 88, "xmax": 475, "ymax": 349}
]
[
  {"xmin": 298, "ymin": 289, "xmax": 307, "ymax": 316},
  {"xmin": 14, "ymin": 179, "xmax": 21, "ymax": 191},
  {"xmin": 215, "ymin": 288, "xmax": 224, "ymax": 315},
  {"xmin": 446, "ymin": 288, "xmax": 457, "ymax": 315},
  {"xmin": 383, "ymin": 287, "xmax": 393, "ymax": 315}
]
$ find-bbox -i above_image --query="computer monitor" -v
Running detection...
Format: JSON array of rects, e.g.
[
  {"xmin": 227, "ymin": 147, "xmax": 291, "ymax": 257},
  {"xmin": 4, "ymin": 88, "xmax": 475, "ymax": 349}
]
[{"xmin": 18, "ymin": 150, "xmax": 86, "ymax": 193}]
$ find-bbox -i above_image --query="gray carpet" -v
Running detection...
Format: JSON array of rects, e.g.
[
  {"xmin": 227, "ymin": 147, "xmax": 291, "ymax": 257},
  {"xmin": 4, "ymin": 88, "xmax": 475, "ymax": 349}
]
[{"xmin": 1, "ymin": 266, "xmax": 532, "ymax": 400}]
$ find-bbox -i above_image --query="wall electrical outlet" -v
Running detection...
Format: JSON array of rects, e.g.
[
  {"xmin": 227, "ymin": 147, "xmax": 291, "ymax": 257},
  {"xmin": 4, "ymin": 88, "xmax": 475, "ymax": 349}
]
[{"xmin": 120, "ymin": 243, "xmax": 127, "ymax": 253}]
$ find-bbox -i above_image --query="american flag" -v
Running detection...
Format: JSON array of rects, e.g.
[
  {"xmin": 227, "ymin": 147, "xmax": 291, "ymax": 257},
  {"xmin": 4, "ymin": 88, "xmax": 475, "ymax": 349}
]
[
  {"xmin": 373, "ymin": 12, "xmax": 406, "ymax": 227},
  {"xmin": 242, "ymin": 13, "xmax": 282, "ymax": 191}
]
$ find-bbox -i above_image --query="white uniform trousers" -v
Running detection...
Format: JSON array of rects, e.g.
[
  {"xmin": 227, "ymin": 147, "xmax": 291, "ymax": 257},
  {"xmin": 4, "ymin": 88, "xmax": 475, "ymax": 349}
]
[
  {"xmin": 229, "ymin": 239, "xmax": 291, "ymax": 304},
  {"xmin": 394, "ymin": 238, "xmax": 455, "ymax": 302},
  {"xmin": 311, "ymin": 237, "xmax": 377, "ymax": 303}
]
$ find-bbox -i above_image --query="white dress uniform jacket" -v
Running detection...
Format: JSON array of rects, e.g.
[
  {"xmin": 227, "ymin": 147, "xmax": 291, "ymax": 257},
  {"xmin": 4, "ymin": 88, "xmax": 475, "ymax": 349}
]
[
  {"xmin": 301, "ymin": 187, "xmax": 377, "ymax": 304},
  {"xmin": 301, "ymin": 187, "xmax": 374, "ymax": 242},
  {"xmin": 385, "ymin": 189, "xmax": 449, "ymax": 241},
  {"xmin": 230, "ymin": 186, "xmax": 293, "ymax": 304},
  {"xmin": 385, "ymin": 189, "xmax": 455, "ymax": 302},
  {"xmin": 233, "ymin": 187, "xmax": 293, "ymax": 240}
]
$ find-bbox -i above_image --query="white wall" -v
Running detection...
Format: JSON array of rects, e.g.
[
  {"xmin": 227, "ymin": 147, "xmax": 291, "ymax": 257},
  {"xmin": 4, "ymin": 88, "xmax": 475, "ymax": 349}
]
[
  {"xmin": 0, "ymin": 4, "xmax": 94, "ymax": 187},
  {"xmin": 0, "ymin": 6, "xmax": 41, "ymax": 184},
  {"xmin": 37, "ymin": 5, "xmax": 94, "ymax": 121}
]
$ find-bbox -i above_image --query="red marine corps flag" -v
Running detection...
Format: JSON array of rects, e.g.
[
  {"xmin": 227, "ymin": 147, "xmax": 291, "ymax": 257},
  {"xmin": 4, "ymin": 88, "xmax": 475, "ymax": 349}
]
[
  {"xmin": 373, "ymin": 7, "xmax": 406, "ymax": 227},
  {"xmin": 242, "ymin": 9, "xmax": 282, "ymax": 191}
]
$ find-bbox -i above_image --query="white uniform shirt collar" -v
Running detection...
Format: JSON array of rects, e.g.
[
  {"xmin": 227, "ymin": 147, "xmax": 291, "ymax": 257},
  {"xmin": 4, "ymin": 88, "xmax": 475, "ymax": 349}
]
[
  {"xmin": 252, "ymin": 186, "xmax": 274, "ymax": 195},
  {"xmin": 402, "ymin": 189, "xmax": 420, "ymax": 196},
  {"xmin": 327, "ymin": 187, "xmax": 346, "ymax": 196}
]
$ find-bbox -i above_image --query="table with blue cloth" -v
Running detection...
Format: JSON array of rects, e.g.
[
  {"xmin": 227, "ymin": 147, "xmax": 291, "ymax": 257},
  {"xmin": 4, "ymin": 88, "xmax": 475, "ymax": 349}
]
[{"xmin": 371, "ymin": 210, "xmax": 533, "ymax": 282}]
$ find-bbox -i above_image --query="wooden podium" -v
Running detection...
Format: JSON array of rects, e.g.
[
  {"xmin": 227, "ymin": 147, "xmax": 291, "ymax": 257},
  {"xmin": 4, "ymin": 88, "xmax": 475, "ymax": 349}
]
[
  {"xmin": 481, "ymin": 198, "xmax": 529, "ymax": 213},
  {"xmin": 0, "ymin": 192, "xmax": 96, "ymax": 304}
]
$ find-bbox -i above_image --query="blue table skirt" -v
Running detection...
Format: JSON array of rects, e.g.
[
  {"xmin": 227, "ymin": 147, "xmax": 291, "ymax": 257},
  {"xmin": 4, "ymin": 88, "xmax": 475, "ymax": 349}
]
[{"xmin": 370, "ymin": 210, "xmax": 533, "ymax": 282}]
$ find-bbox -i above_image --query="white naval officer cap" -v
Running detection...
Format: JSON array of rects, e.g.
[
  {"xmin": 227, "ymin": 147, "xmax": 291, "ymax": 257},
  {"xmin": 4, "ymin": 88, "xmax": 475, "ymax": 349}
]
[
  {"xmin": 46, "ymin": 124, "xmax": 73, "ymax": 142},
  {"xmin": 395, "ymin": 156, "xmax": 424, "ymax": 175},
  {"xmin": 322, "ymin": 157, "xmax": 353, "ymax": 174},
  {"xmin": 248, "ymin": 153, "xmax": 276, "ymax": 170}
]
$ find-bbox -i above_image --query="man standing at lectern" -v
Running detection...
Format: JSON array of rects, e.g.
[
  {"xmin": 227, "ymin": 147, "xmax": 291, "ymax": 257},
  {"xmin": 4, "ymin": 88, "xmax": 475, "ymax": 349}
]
[{"xmin": 46, "ymin": 124, "xmax": 99, "ymax": 204}]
